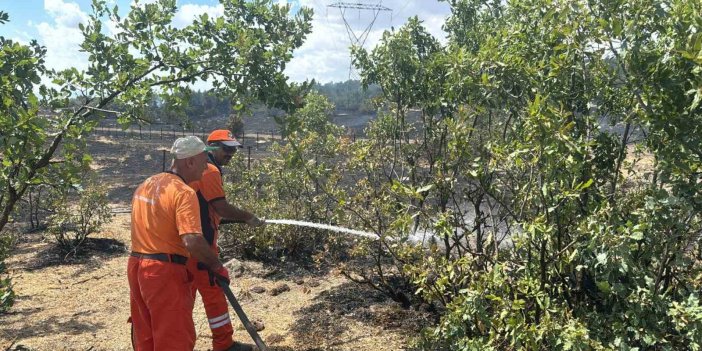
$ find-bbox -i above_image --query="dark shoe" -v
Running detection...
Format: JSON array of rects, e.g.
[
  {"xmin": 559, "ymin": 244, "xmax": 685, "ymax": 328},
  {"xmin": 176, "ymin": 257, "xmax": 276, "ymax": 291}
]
[{"xmin": 226, "ymin": 341, "xmax": 255, "ymax": 351}]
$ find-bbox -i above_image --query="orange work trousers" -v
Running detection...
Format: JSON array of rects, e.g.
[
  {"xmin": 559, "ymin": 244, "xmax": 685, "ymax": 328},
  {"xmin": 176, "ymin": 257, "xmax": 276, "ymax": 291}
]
[
  {"xmin": 128, "ymin": 256, "xmax": 196, "ymax": 351},
  {"xmin": 187, "ymin": 258, "xmax": 235, "ymax": 351}
]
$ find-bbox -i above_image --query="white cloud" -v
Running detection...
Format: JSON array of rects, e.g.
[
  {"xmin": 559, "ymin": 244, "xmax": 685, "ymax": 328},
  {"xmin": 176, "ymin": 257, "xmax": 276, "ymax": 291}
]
[
  {"xmin": 36, "ymin": 0, "xmax": 89, "ymax": 71},
  {"xmin": 34, "ymin": 0, "xmax": 228, "ymax": 72},
  {"xmin": 44, "ymin": 0, "xmax": 89, "ymax": 28},
  {"xmin": 31, "ymin": 0, "xmax": 451, "ymax": 84},
  {"xmin": 172, "ymin": 4, "xmax": 224, "ymax": 28},
  {"xmin": 285, "ymin": 0, "xmax": 451, "ymax": 83},
  {"xmin": 106, "ymin": 18, "xmax": 122, "ymax": 36},
  {"xmin": 129, "ymin": 0, "xmax": 158, "ymax": 7}
]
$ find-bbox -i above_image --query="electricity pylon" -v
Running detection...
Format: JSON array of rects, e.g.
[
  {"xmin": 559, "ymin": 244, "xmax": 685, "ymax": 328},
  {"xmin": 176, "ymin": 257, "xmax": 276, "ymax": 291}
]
[{"xmin": 328, "ymin": 1, "xmax": 392, "ymax": 80}]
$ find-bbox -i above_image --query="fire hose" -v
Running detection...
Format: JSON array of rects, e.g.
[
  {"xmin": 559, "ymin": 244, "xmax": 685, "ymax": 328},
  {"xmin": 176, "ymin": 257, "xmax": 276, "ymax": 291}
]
[
  {"xmin": 217, "ymin": 219, "xmax": 269, "ymax": 351},
  {"xmin": 214, "ymin": 276, "xmax": 269, "ymax": 351},
  {"xmin": 216, "ymin": 218, "xmax": 376, "ymax": 350}
]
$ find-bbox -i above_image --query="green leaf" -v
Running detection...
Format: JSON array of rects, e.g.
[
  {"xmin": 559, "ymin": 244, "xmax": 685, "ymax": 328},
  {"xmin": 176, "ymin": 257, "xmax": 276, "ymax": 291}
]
[
  {"xmin": 630, "ymin": 231, "xmax": 644, "ymax": 240},
  {"xmin": 596, "ymin": 281, "xmax": 611, "ymax": 294},
  {"xmin": 577, "ymin": 178, "xmax": 594, "ymax": 191},
  {"xmin": 596, "ymin": 253, "xmax": 607, "ymax": 266},
  {"xmin": 417, "ymin": 184, "xmax": 434, "ymax": 193}
]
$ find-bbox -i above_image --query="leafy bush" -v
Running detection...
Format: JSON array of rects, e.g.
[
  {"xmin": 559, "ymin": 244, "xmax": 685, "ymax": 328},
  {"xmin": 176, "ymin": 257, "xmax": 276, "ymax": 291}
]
[
  {"xmin": 15, "ymin": 184, "xmax": 66, "ymax": 231},
  {"xmin": 351, "ymin": 0, "xmax": 702, "ymax": 349},
  {"xmin": 48, "ymin": 181, "xmax": 113, "ymax": 255},
  {"xmin": 0, "ymin": 1, "xmax": 314, "ymax": 235},
  {"xmin": 217, "ymin": 1, "xmax": 701, "ymax": 349},
  {"xmin": 227, "ymin": 113, "xmax": 245, "ymax": 136},
  {"xmin": 220, "ymin": 92, "xmax": 349, "ymax": 263},
  {"xmin": 0, "ymin": 233, "xmax": 15, "ymax": 313}
]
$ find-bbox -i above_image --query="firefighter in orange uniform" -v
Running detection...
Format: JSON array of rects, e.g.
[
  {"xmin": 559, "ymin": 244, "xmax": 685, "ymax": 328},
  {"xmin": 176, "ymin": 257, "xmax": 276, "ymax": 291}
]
[
  {"xmin": 128, "ymin": 136, "xmax": 231, "ymax": 351},
  {"xmin": 187, "ymin": 129, "xmax": 264, "ymax": 351}
]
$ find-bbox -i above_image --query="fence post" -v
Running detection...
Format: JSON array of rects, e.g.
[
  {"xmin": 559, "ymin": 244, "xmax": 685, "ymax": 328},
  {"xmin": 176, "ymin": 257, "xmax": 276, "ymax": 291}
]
[
  {"xmin": 247, "ymin": 146, "xmax": 252, "ymax": 170},
  {"xmin": 241, "ymin": 129, "xmax": 245, "ymax": 145},
  {"xmin": 256, "ymin": 132, "xmax": 259, "ymax": 149},
  {"xmin": 139, "ymin": 125, "xmax": 142, "ymax": 139},
  {"xmin": 162, "ymin": 150, "xmax": 166, "ymax": 172},
  {"xmin": 160, "ymin": 126, "xmax": 163, "ymax": 140}
]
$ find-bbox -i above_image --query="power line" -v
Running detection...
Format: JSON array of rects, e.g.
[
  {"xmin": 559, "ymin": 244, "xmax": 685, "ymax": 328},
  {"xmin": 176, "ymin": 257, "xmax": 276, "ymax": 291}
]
[
  {"xmin": 393, "ymin": 1, "xmax": 412, "ymax": 22},
  {"xmin": 328, "ymin": 2, "xmax": 392, "ymax": 11},
  {"xmin": 327, "ymin": 1, "xmax": 392, "ymax": 80}
]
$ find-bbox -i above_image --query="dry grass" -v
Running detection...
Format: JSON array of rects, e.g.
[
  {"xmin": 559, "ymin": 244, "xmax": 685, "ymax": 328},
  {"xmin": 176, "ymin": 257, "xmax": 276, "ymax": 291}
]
[{"xmin": 0, "ymin": 214, "xmax": 425, "ymax": 350}]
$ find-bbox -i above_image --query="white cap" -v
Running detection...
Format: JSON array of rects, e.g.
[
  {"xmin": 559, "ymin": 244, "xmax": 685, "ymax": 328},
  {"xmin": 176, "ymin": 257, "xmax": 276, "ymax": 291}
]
[{"xmin": 170, "ymin": 136, "xmax": 218, "ymax": 160}]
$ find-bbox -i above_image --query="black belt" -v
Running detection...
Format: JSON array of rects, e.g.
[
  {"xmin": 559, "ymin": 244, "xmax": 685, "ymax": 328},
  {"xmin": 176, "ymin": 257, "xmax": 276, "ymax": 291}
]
[{"xmin": 130, "ymin": 252, "xmax": 188, "ymax": 265}]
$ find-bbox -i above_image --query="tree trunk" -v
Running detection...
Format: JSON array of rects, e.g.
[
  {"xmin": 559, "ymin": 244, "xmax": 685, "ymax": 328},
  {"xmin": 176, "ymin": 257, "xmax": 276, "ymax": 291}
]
[{"xmin": 0, "ymin": 187, "xmax": 19, "ymax": 233}]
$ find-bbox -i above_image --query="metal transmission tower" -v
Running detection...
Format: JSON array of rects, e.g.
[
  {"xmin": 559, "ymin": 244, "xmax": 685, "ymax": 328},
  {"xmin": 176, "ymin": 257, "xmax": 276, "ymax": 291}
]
[{"xmin": 328, "ymin": 1, "xmax": 392, "ymax": 79}]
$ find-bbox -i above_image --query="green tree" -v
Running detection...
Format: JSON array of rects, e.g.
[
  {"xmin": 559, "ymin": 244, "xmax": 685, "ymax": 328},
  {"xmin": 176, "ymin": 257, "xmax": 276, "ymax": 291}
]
[
  {"xmin": 345, "ymin": 0, "xmax": 702, "ymax": 349},
  {"xmin": 0, "ymin": 0, "xmax": 314, "ymax": 233},
  {"xmin": 313, "ymin": 80, "xmax": 381, "ymax": 112},
  {"xmin": 222, "ymin": 92, "xmax": 347, "ymax": 260}
]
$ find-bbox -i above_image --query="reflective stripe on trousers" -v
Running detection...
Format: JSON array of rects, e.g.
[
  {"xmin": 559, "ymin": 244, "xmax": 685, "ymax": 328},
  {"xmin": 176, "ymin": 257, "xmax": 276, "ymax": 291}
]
[{"xmin": 187, "ymin": 258, "xmax": 235, "ymax": 351}]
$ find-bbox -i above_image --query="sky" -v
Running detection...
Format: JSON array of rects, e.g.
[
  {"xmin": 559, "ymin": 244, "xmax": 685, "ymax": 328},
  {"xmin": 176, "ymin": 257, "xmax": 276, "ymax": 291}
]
[{"xmin": 0, "ymin": 0, "xmax": 452, "ymax": 84}]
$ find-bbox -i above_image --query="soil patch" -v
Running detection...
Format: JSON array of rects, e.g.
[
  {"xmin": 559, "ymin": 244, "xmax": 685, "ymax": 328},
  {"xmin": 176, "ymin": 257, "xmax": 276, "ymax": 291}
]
[{"xmin": 1, "ymin": 214, "xmax": 425, "ymax": 350}]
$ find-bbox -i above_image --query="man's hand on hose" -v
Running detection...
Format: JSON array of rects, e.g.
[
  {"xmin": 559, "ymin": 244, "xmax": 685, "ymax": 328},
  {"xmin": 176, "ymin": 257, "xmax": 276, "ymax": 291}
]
[
  {"xmin": 245, "ymin": 215, "xmax": 266, "ymax": 228},
  {"xmin": 209, "ymin": 265, "xmax": 230, "ymax": 286}
]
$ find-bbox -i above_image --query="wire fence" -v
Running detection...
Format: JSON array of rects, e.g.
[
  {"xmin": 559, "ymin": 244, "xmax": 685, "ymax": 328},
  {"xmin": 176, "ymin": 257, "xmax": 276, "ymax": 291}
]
[
  {"xmin": 91, "ymin": 122, "xmax": 366, "ymax": 146},
  {"xmin": 91, "ymin": 123, "xmax": 365, "ymax": 144},
  {"xmin": 90, "ymin": 122, "xmax": 366, "ymax": 171}
]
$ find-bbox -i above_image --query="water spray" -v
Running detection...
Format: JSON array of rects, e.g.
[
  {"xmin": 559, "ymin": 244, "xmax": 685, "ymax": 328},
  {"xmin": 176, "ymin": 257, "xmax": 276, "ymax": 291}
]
[
  {"xmin": 217, "ymin": 218, "xmax": 383, "ymax": 350},
  {"xmin": 220, "ymin": 218, "xmax": 378, "ymax": 239},
  {"xmin": 263, "ymin": 219, "xmax": 378, "ymax": 239}
]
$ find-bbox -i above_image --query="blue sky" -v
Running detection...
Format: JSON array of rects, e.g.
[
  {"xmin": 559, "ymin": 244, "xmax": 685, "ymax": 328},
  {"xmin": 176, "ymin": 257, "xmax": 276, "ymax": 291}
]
[{"xmin": 0, "ymin": 0, "xmax": 451, "ymax": 83}]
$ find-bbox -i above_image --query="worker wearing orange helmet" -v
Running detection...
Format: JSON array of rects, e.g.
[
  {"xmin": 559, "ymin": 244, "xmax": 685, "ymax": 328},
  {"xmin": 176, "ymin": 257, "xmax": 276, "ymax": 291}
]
[
  {"xmin": 128, "ymin": 136, "xmax": 231, "ymax": 351},
  {"xmin": 187, "ymin": 129, "xmax": 265, "ymax": 351}
]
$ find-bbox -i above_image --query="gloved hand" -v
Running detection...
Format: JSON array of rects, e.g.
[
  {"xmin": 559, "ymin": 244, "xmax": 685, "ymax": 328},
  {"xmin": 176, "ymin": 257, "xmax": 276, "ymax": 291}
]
[
  {"xmin": 208, "ymin": 265, "xmax": 230, "ymax": 287},
  {"xmin": 245, "ymin": 215, "xmax": 266, "ymax": 228}
]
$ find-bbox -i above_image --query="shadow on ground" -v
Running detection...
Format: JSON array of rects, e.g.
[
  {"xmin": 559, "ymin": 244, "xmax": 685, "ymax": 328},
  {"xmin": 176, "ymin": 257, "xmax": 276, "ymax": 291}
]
[
  {"xmin": 25, "ymin": 237, "xmax": 127, "ymax": 271},
  {"xmin": 218, "ymin": 232, "xmax": 360, "ymax": 284},
  {"xmin": 1, "ymin": 315, "xmax": 105, "ymax": 348},
  {"xmin": 287, "ymin": 281, "xmax": 432, "ymax": 350}
]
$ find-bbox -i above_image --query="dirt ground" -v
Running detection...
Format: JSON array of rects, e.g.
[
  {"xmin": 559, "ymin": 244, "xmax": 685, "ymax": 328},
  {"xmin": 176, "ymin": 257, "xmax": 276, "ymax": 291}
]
[
  {"xmin": 0, "ymin": 213, "xmax": 426, "ymax": 351},
  {"xmin": 0, "ymin": 135, "xmax": 430, "ymax": 350}
]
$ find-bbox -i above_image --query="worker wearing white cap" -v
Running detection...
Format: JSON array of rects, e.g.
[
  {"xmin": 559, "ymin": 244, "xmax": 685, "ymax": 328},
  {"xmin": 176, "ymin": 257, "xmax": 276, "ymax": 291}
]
[{"xmin": 128, "ymin": 136, "xmax": 231, "ymax": 351}]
